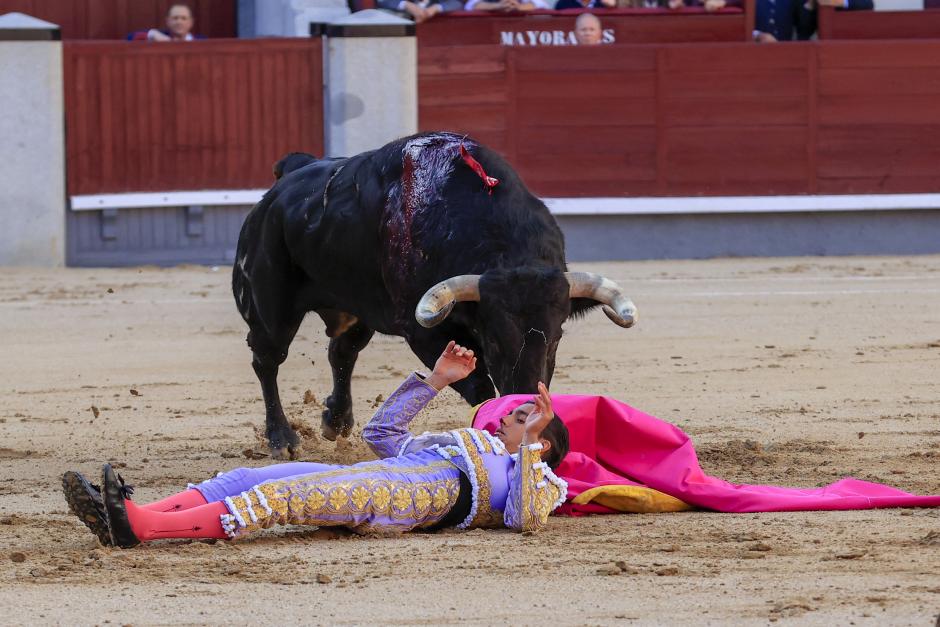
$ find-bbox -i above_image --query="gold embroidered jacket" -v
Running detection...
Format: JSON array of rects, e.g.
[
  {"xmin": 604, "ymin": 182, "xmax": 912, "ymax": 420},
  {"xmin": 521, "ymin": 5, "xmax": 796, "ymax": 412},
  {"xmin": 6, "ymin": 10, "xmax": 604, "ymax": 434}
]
[{"xmin": 362, "ymin": 373, "xmax": 567, "ymax": 531}]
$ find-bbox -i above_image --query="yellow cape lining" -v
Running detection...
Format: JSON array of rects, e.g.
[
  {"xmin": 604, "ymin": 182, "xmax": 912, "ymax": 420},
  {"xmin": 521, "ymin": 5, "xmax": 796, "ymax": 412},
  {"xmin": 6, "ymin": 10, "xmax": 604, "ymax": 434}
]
[{"xmin": 571, "ymin": 485, "xmax": 694, "ymax": 513}]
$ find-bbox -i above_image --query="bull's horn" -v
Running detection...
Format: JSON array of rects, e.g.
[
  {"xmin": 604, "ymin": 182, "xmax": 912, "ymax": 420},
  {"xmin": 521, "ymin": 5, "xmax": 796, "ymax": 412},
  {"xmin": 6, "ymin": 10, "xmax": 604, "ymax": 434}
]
[
  {"xmin": 565, "ymin": 272, "xmax": 638, "ymax": 328},
  {"xmin": 415, "ymin": 275, "xmax": 481, "ymax": 328}
]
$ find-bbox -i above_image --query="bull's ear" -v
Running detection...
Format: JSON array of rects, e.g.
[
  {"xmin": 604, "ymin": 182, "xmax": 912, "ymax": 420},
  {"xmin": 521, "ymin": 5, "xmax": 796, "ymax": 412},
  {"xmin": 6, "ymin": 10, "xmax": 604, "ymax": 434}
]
[{"xmin": 565, "ymin": 272, "xmax": 638, "ymax": 328}]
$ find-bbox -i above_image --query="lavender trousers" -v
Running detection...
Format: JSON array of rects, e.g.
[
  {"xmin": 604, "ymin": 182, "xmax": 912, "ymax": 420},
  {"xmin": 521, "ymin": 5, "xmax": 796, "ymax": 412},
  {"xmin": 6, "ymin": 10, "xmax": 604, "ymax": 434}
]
[
  {"xmin": 189, "ymin": 451, "xmax": 464, "ymax": 538},
  {"xmin": 191, "ymin": 462, "xmax": 338, "ymax": 504}
]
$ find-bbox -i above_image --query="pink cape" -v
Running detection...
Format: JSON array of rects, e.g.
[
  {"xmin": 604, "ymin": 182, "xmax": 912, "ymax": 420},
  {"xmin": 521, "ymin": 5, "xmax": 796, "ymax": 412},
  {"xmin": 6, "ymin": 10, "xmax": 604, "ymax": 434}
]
[{"xmin": 472, "ymin": 395, "xmax": 940, "ymax": 514}]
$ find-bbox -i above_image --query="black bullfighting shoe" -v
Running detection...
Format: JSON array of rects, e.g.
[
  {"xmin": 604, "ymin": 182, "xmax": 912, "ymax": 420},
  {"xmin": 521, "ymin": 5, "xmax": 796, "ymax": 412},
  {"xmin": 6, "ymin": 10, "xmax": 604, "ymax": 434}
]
[
  {"xmin": 61, "ymin": 471, "xmax": 112, "ymax": 546},
  {"xmin": 101, "ymin": 464, "xmax": 141, "ymax": 549}
]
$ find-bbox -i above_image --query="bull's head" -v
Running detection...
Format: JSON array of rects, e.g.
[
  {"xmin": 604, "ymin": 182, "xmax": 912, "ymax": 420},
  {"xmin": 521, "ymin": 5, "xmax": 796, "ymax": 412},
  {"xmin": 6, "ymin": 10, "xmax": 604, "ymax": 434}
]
[{"xmin": 414, "ymin": 268, "xmax": 636, "ymax": 395}]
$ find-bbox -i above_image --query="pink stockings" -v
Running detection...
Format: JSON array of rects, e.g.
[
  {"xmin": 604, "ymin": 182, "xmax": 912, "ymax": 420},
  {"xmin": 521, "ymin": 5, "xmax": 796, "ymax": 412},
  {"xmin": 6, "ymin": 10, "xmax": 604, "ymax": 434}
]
[
  {"xmin": 141, "ymin": 488, "xmax": 208, "ymax": 512},
  {"xmin": 127, "ymin": 488, "xmax": 226, "ymax": 542}
]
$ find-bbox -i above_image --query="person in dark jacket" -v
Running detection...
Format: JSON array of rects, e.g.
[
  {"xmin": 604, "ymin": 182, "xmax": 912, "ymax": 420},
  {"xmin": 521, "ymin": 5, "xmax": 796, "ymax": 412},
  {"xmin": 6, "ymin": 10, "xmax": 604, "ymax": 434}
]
[
  {"xmin": 376, "ymin": 0, "xmax": 463, "ymax": 22},
  {"xmin": 753, "ymin": 0, "xmax": 873, "ymax": 41},
  {"xmin": 555, "ymin": 0, "xmax": 615, "ymax": 11}
]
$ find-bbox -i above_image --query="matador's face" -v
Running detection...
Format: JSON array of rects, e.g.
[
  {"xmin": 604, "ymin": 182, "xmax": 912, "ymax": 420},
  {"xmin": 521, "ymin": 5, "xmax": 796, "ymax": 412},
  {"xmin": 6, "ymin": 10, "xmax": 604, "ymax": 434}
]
[{"xmin": 494, "ymin": 402, "xmax": 534, "ymax": 453}]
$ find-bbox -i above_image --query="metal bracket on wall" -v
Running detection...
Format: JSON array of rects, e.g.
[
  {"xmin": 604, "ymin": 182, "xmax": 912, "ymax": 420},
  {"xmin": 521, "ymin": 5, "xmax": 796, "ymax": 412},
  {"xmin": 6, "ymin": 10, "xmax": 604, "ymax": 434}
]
[
  {"xmin": 100, "ymin": 208, "xmax": 119, "ymax": 240},
  {"xmin": 185, "ymin": 205, "xmax": 204, "ymax": 237}
]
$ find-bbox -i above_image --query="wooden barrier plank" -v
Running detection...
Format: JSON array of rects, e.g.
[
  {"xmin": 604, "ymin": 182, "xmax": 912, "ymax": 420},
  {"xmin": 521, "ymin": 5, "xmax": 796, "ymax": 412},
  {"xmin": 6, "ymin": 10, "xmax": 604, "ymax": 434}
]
[
  {"xmin": 818, "ymin": 41, "xmax": 940, "ymax": 68},
  {"xmin": 817, "ymin": 176, "xmax": 940, "ymax": 195},
  {"xmin": 664, "ymin": 126, "xmax": 809, "ymax": 192},
  {"xmin": 660, "ymin": 42, "xmax": 809, "ymax": 70},
  {"xmin": 520, "ymin": 158, "xmax": 657, "ymax": 183},
  {"xmin": 817, "ymin": 7, "xmax": 940, "ymax": 40},
  {"xmin": 819, "ymin": 68, "xmax": 940, "ymax": 96},
  {"xmin": 517, "ymin": 127, "xmax": 658, "ymax": 185},
  {"xmin": 64, "ymin": 39, "xmax": 323, "ymax": 195},
  {"xmin": 534, "ymin": 180, "xmax": 663, "ymax": 197},
  {"xmin": 817, "ymin": 125, "xmax": 940, "ymax": 178},
  {"xmin": 512, "ymin": 46, "xmax": 657, "ymax": 72},
  {"xmin": 419, "ymin": 73, "xmax": 508, "ymax": 106},
  {"xmin": 514, "ymin": 70, "xmax": 655, "ymax": 99},
  {"xmin": 661, "ymin": 97, "xmax": 809, "ymax": 128},
  {"xmin": 519, "ymin": 98, "xmax": 657, "ymax": 126},
  {"xmin": 519, "ymin": 154, "xmax": 657, "ymax": 184},
  {"xmin": 516, "ymin": 126, "xmax": 656, "ymax": 155},
  {"xmin": 418, "ymin": 45, "xmax": 507, "ymax": 76},
  {"xmin": 662, "ymin": 69, "xmax": 808, "ymax": 100},
  {"xmin": 819, "ymin": 95, "xmax": 940, "ymax": 125},
  {"xmin": 420, "ymin": 104, "xmax": 509, "ymax": 132}
]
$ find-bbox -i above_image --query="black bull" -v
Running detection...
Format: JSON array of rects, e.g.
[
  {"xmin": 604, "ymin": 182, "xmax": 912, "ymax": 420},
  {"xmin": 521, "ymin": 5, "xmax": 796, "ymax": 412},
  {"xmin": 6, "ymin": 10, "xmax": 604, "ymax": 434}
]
[{"xmin": 233, "ymin": 132, "xmax": 637, "ymax": 458}]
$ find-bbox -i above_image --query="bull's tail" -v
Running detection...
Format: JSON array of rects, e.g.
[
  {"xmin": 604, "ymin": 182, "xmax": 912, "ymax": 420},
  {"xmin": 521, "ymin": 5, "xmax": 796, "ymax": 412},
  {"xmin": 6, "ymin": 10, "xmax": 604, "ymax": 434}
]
[
  {"xmin": 232, "ymin": 192, "xmax": 277, "ymax": 326},
  {"xmin": 232, "ymin": 189, "xmax": 297, "ymax": 336},
  {"xmin": 232, "ymin": 213, "xmax": 257, "ymax": 325}
]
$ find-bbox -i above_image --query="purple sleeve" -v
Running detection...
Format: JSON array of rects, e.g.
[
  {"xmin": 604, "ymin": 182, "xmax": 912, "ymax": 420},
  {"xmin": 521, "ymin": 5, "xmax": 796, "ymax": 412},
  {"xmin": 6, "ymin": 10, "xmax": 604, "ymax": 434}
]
[
  {"xmin": 362, "ymin": 373, "xmax": 439, "ymax": 459},
  {"xmin": 503, "ymin": 444, "xmax": 568, "ymax": 532}
]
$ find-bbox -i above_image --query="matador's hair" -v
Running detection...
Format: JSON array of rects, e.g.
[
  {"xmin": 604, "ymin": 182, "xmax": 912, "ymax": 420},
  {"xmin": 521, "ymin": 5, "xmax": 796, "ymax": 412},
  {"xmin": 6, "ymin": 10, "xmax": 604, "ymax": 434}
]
[{"xmin": 541, "ymin": 415, "xmax": 570, "ymax": 470}]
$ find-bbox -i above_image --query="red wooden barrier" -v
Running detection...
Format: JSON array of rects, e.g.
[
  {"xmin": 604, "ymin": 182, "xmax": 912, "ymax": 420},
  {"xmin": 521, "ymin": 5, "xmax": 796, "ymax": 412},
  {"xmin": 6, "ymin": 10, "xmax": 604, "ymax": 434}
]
[
  {"xmin": 818, "ymin": 7, "xmax": 940, "ymax": 39},
  {"xmin": 418, "ymin": 5, "xmax": 754, "ymax": 47},
  {"xmin": 64, "ymin": 39, "xmax": 324, "ymax": 195},
  {"xmin": 419, "ymin": 40, "xmax": 940, "ymax": 196},
  {"xmin": 0, "ymin": 0, "xmax": 235, "ymax": 39},
  {"xmin": 817, "ymin": 41, "xmax": 940, "ymax": 194}
]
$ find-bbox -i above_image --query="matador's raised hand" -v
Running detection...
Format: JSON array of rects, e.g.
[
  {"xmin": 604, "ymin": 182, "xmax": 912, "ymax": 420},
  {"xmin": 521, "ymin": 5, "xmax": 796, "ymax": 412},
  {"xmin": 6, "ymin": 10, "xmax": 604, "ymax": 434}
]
[
  {"xmin": 523, "ymin": 381, "xmax": 554, "ymax": 443},
  {"xmin": 425, "ymin": 340, "xmax": 477, "ymax": 391}
]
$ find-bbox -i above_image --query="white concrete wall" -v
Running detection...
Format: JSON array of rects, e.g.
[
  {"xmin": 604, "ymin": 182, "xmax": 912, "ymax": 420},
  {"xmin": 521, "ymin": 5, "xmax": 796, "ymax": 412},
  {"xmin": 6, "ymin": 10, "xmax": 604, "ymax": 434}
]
[
  {"xmin": 325, "ymin": 36, "xmax": 417, "ymax": 156},
  {"xmin": 249, "ymin": 0, "xmax": 350, "ymax": 37},
  {"xmin": 0, "ymin": 41, "xmax": 65, "ymax": 266}
]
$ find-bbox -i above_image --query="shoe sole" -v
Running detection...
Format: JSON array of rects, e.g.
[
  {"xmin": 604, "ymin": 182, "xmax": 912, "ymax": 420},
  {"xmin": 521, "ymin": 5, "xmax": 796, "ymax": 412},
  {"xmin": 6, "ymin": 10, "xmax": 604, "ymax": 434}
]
[{"xmin": 62, "ymin": 471, "xmax": 112, "ymax": 546}]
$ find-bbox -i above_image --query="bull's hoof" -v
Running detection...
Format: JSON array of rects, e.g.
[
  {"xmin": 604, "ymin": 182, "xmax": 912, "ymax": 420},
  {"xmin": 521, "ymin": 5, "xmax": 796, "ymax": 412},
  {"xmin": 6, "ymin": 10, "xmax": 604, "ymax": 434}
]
[
  {"xmin": 267, "ymin": 425, "xmax": 300, "ymax": 460},
  {"xmin": 321, "ymin": 406, "xmax": 354, "ymax": 442},
  {"xmin": 269, "ymin": 446, "xmax": 298, "ymax": 461}
]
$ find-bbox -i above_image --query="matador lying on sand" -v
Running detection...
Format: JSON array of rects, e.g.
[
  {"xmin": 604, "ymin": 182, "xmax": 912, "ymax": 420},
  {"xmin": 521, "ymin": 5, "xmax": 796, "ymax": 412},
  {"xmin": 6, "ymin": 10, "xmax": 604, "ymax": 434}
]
[
  {"xmin": 64, "ymin": 344, "xmax": 940, "ymax": 547},
  {"xmin": 63, "ymin": 342, "xmax": 568, "ymax": 547}
]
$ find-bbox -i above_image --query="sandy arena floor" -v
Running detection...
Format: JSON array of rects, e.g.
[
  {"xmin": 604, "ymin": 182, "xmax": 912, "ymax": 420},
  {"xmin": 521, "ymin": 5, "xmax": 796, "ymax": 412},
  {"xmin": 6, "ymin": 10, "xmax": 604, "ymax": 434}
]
[{"xmin": 0, "ymin": 256, "xmax": 938, "ymax": 626}]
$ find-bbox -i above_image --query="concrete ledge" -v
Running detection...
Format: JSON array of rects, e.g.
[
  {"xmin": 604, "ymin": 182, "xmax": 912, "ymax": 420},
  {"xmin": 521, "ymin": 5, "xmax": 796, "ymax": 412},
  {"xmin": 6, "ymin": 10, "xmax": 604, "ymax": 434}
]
[
  {"xmin": 72, "ymin": 190, "xmax": 940, "ymax": 213},
  {"xmin": 557, "ymin": 209, "xmax": 940, "ymax": 261},
  {"xmin": 544, "ymin": 194, "xmax": 940, "ymax": 215},
  {"xmin": 71, "ymin": 190, "xmax": 268, "ymax": 211},
  {"xmin": 66, "ymin": 191, "xmax": 940, "ymax": 266}
]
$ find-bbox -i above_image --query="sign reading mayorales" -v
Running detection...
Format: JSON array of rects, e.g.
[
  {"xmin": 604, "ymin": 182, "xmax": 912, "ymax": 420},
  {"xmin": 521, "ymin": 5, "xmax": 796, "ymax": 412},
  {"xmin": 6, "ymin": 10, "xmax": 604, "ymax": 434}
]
[{"xmin": 499, "ymin": 29, "xmax": 615, "ymax": 46}]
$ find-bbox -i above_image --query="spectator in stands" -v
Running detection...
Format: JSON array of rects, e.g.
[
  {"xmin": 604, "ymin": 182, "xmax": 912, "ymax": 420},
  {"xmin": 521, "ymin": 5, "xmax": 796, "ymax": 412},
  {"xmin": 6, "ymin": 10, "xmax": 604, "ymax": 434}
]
[
  {"xmin": 466, "ymin": 0, "xmax": 549, "ymax": 12},
  {"xmin": 665, "ymin": 0, "xmax": 742, "ymax": 9},
  {"xmin": 378, "ymin": 0, "xmax": 462, "ymax": 22},
  {"xmin": 127, "ymin": 4, "xmax": 204, "ymax": 41},
  {"xmin": 556, "ymin": 0, "xmax": 616, "ymax": 10},
  {"xmin": 617, "ymin": 0, "xmax": 668, "ymax": 6},
  {"xmin": 752, "ymin": 0, "xmax": 872, "ymax": 42},
  {"xmin": 574, "ymin": 13, "xmax": 604, "ymax": 44}
]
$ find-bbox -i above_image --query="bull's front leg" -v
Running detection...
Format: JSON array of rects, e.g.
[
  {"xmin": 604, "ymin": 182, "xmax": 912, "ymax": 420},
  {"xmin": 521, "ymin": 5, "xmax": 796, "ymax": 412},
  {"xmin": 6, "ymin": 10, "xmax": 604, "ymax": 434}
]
[
  {"xmin": 252, "ymin": 357, "xmax": 297, "ymax": 458},
  {"xmin": 322, "ymin": 321, "xmax": 375, "ymax": 441},
  {"xmin": 241, "ymin": 288, "xmax": 304, "ymax": 459}
]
